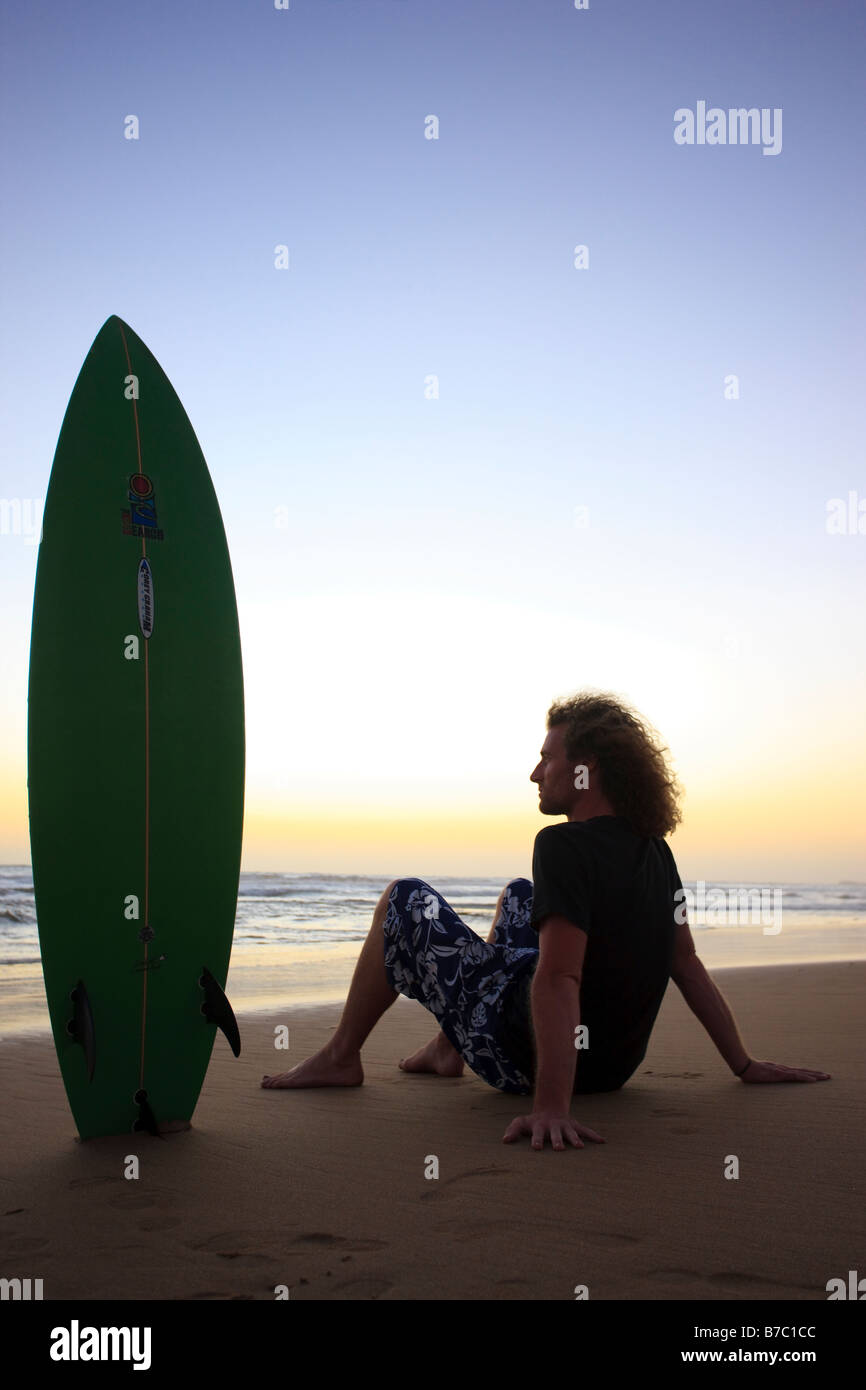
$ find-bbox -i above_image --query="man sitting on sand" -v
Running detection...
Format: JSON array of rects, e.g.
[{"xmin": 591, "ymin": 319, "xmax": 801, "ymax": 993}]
[{"xmin": 262, "ymin": 691, "xmax": 830, "ymax": 1151}]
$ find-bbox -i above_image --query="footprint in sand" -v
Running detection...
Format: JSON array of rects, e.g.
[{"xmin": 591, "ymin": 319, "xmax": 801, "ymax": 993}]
[
  {"xmin": 107, "ymin": 1191, "xmax": 161, "ymax": 1211},
  {"xmin": 136, "ymin": 1215, "xmax": 182, "ymax": 1232},
  {"xmin": 445, "ymin": 1219, "xmax": 505, "ymax": 1240},
  {"xmin": 707, "ymin": 1270, "xmax": 813, "ymax": 1292},
  {"xmin": 187, "ymin": 1230, "xmax": 388, "ymax": 1259},
  {"xmin": 185, "ymin": 1291, "xmax": 260, "ymax": 1300},
  {"xmin": 187, "ymin": 1230, "xmax": 268, "ymax": 1255},
  {"xmin": 214, "ymin": 1253, "xmax": 272, "ymax": 1265},
  {"xmin": 442, "ymin": 1165, "xmax": 510, "ymax": 1185},
  {"xmin": 292, "ymin": 1233, "xmax": 388, "ymax": 1252},
  {"xmin": 647, "ymin": 1266, "xmax": 812, "ymax": 1294},
  {"xmin": 323, "ymin": 1275, "xmax": 394, "ymax": 1299},
  {"xmin": 586, "ymin": 1230, "xmax": 642, "ymax": 1246},
  {"xmin": 421, "ymin": 1164, "xmax": 511, "ymax": 1200},
  {"xmin": 187, "ymin": 1233, "xmax": 280, "ymax": 1265}
]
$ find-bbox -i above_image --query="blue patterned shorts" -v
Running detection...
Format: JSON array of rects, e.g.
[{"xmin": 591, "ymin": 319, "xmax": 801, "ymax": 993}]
[{"xmin": 382, "ymin": 877, "xmax": 539, "ymax": 1094}]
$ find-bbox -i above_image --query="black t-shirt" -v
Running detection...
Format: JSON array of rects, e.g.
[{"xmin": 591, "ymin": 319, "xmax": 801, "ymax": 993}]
[{"xmin": 502, "ymin": 815, "xmax": 682, "ymax": 1092}]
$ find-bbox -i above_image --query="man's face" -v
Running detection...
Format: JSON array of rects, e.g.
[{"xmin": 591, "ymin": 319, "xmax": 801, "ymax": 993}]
[{"xmin": 530, "ymin": 724, "xmax": 579, "ymax": 817}]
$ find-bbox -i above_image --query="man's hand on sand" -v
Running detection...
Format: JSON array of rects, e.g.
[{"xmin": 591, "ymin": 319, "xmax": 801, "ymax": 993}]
[
  {"xmin": 503, "ymin": 1110, "xmax": 605, "ymax": 1152},
  {"xmin": 739, "ymin": 1059, "xmax": 831, "ymax": 1083}
]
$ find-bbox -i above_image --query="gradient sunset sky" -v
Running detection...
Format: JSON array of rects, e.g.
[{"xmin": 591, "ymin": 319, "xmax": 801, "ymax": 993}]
[{"xmin": 1, "ymin": 2, "xmax": 864, "ymax": 882}]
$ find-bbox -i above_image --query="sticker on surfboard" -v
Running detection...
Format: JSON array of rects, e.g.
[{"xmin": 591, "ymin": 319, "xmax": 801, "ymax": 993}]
[{"xmin": 137, "ymin": 558, "xmax": 154, "ymax": 638}]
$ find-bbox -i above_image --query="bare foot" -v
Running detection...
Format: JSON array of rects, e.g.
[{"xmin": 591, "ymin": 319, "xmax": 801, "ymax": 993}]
[
  {"xmin": 399, "ymin": 1032, "xmax": 465, "ymax": 1077},
  {"xmin": 261, "ymin": 1042, "xmax": 363, "ymax": 1088}
]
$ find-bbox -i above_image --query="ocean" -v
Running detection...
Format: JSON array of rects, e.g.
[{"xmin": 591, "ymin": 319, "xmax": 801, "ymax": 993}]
[
  {"xmin": 2, "ymin": 865, "xmax": 865, "ymax": 1034},
  {"xmin": 2, "ymin": 865, "xmax": 866, "ymax": 960}
]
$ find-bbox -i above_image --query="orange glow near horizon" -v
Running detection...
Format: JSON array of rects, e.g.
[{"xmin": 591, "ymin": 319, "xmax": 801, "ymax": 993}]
[
  {"xmin": 239, "ymin": 788, "xmax": 865, "ymax": 884},
  {"xmin": 2, "ymin": 751, "xmax": 864, "ymax": 882}
]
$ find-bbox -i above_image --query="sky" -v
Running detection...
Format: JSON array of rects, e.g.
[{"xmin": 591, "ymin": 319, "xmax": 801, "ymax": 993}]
[{"xmin": 1, "ymin": 1, "xmax": 864, "ymax": 882}]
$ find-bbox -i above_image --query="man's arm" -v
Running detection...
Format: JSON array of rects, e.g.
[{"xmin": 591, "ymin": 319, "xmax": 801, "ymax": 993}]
[
  {"xmin": 670, "ymin": 916, "xmax": 751, "ymax": 1074},
  {"xmin": 502, "ymin": 914, "xmax": 606, "ymax": 1149},
  {"xmin": 530, "ymin": 914, "xmax": 585, "ymax": 1111},
  {"xmin": 671, "ymin": 914, "xmax": 831, "ymax": 1083}
]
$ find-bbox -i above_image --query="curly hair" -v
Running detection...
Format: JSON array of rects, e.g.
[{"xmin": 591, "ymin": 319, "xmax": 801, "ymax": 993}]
[{"xmin": 547, "ymin": 690, "xmax": 683, "ymax": 839}]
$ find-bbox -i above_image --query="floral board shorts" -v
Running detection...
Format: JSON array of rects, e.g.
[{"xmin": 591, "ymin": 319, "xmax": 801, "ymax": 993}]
[{"xmin": 382, "ymin": 877, "xmax": 540, "ymax": 1094}]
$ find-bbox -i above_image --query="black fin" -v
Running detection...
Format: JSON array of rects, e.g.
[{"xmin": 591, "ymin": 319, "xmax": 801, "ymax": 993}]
[
  {"xmin": 133, "ymin": 1088, "xmax": 164, "ymax": 1139},
  {"xmin": 199, "ymin": 966, "xmax": 241, "ymax": 1057},
  {"xmin": 66, "ymin": 979, "xmax": 96, "ymax": 1082}
]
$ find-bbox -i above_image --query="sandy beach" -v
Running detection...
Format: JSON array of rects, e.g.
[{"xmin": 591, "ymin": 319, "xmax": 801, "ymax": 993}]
[{"xmin": 1, "ymin": 960, "xmax": 863, "ymax": 1302}]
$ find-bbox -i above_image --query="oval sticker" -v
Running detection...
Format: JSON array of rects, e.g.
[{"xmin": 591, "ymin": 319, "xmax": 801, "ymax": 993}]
[{"xmin": 137, "ymin": 558, "xmax": 154, "ymax": 639}]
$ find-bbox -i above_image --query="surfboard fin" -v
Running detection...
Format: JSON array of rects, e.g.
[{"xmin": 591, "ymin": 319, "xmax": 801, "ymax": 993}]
[
  {"xmin": 133, "ymin": 1088, "xmax": 164, "ymax": 1138},
  {"xmin": 199, "ymin": 966, "xmax": 241, "ymax": 1057},
  {"xmin": 66, "ymin": 979, "xmax": 96, "ymax": 1082}
]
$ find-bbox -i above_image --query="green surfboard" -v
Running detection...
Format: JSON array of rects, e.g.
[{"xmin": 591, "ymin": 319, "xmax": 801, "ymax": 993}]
[{"xmin": 27, "ymin": 315, "xmax": 245, "ymax": 1140}]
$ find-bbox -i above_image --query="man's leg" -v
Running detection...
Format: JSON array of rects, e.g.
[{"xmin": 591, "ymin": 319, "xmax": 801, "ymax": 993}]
[
  {"xmin": 399, "ymin": 883, "xmax": 511, "ymax": 1076},
  {"xmin": 261, "ymin": 879, "xmax": 401, "ymax": 1089}
]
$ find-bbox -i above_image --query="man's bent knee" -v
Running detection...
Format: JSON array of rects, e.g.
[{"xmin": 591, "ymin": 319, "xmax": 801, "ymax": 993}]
[{"xmin": 380, "ymin": 877, "xmax": 429, "ymax": 912}]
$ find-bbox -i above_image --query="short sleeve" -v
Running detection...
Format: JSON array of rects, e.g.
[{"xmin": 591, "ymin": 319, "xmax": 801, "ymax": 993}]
[
  {"xmin": 530, "ymin": 826, "xmax": 594, "ymax": 934},
  {"xmin": 659, "ymin": 838, "xmax": 685, "ymax": 917}
]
